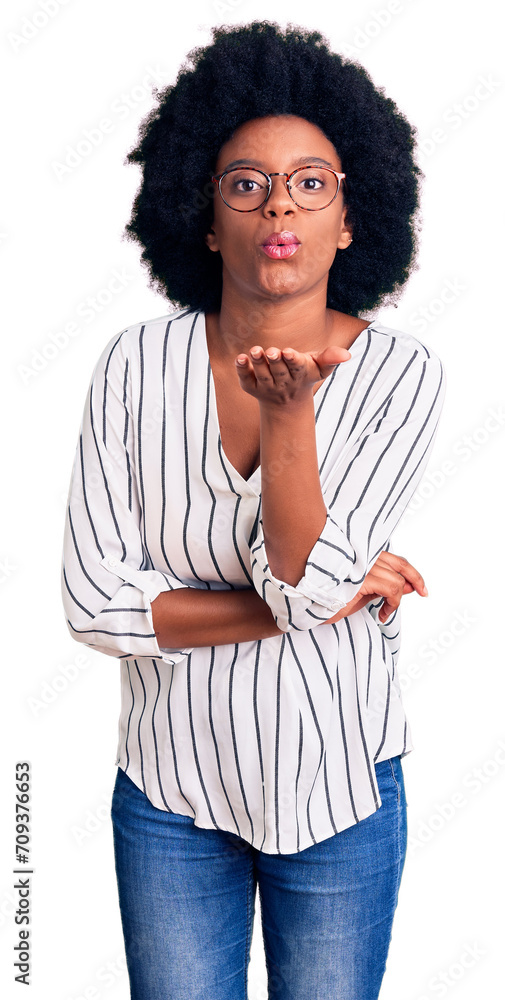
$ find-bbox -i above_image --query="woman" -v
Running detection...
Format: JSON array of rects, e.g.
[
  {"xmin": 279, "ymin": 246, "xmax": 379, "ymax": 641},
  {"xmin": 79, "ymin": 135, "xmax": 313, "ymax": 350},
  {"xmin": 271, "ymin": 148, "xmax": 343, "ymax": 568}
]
[{"xmin": 61, "ymin": 21, "xmax": 446, "ymax": 1000}]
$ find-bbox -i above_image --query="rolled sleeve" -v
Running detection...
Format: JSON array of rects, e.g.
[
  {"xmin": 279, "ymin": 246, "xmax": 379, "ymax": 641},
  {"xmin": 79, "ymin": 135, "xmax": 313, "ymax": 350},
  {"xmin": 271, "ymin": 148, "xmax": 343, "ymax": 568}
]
[
  {"xmin": 61, "ymin": 330, "xmax": 194, "ymax": 665},
  {"xmin": 250, "ymin": 513, "xmax": 349, "ymax": 632},
  {"xmin": 250, "ymin": 352, "xmax": 446, "ymax": 632}
]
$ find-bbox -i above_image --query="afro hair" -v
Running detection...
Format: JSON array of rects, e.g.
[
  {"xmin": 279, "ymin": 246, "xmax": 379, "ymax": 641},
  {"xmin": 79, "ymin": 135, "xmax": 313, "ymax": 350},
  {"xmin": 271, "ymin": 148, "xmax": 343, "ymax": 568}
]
[{"xmin": 123, "ymin": 20, "xmax": 423, "ymax": 316}]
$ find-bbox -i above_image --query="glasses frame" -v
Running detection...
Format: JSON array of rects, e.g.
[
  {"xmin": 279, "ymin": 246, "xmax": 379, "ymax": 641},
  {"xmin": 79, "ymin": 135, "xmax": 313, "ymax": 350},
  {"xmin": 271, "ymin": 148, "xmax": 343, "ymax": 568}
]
[{"xmin": 211, "ymin": 165, "xmax": 347, "ymax": 213}]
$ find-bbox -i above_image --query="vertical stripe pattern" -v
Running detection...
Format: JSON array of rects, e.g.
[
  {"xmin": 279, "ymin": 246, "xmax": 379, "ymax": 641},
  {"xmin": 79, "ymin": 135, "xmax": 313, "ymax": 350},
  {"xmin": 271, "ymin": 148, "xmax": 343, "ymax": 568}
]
[{"xmin": 61, "ymin": 308, "xmax": 446, "ymax": 854}]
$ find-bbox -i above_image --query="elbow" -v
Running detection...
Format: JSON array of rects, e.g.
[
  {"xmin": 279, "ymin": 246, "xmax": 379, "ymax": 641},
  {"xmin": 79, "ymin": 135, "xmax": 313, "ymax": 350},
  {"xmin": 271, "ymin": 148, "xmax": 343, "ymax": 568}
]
[
  {"xmin": 65, "ymin": 623, "xmax": 99, "ymax": 658},
  {"xmin": 65, "ymin": 617, "xmax": 129, "ymax": 659},
  {"xmin": 65, "ymin": 614, "xmax": 95, "ymax": 649},
  {"xmin": 269, "ymin": 564, "xmax": 304, "ymax": 588},
  {"xmin": 263, "ymin": 541, "xmax": 306, "ymax": 589},
  {"xmin": 263, "ymin": 517, "xmax": 328, "ymax": 589}
]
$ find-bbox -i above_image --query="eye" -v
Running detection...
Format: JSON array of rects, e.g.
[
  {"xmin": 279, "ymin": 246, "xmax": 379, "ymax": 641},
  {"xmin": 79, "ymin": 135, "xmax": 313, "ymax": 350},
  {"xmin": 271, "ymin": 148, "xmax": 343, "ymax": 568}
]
[
  {"xmin": 293, "ymin": 171, "xmax": 328, "ymax": 191},
  {"xmin": 300, "ymin": 177, "xmax": 323, "ymax": 190},
  {"xmin": 234, "ymin": 177, "xmax": 262, "ymax": 193},
  {"xmin": 222, "ymin": 169, "xmax": 268, "ymax": 198}
]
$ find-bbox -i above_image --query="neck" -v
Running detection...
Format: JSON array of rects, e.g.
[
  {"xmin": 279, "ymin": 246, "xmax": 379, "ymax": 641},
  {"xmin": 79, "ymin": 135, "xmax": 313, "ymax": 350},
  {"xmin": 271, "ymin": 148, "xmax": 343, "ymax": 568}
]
[{"xmin": 207, "ymin": 283, "xmax": 342, "ymax": 363}]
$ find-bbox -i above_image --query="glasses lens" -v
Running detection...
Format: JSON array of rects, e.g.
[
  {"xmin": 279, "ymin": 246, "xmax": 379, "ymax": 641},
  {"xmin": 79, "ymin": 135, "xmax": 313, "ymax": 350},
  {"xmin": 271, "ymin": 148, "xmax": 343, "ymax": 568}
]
[
  {"xmin": 289, "ymin": 167, "xmax": 338, "ymax": 209},
  {"xmin": 220, "ymin": 169, "xmax": 269, "ymax": 210}
]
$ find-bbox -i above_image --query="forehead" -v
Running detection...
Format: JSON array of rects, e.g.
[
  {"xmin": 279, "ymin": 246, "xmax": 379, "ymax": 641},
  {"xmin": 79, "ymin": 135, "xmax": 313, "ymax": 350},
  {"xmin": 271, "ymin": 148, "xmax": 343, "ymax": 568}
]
[{"xmin": 215, "ymin": 115, "xmax": 340, "ymax": 168}]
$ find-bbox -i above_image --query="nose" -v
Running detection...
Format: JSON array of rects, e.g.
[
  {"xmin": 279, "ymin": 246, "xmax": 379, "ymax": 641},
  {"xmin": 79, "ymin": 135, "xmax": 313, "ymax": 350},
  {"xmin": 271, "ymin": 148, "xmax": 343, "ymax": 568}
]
[{"xmin": 261, "ymin": 173, "xmax": 295, "ymax": 217}]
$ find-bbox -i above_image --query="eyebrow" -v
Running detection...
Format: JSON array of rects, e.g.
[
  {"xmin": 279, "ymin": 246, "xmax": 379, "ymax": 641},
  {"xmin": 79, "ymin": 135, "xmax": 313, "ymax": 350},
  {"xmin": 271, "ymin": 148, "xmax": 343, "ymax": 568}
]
[{"xmin": 222, "ymin": 155, "xmax": 337, "ymax": 171}]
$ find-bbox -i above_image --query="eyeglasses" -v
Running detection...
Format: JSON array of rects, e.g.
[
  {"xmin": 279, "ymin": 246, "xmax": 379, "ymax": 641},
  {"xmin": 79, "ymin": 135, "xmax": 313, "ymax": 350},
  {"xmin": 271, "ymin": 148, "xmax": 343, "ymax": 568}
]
[{"xmin": 211, "ymin": 165, "xmax": 346, "ymax": 212}]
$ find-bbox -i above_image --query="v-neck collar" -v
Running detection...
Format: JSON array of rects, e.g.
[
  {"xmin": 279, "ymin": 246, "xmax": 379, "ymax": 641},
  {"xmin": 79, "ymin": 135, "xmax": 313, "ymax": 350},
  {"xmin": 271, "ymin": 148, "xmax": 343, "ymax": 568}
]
[{"xmin": 198, "ymin": 311, "xmax": 261, "ymax": 495}]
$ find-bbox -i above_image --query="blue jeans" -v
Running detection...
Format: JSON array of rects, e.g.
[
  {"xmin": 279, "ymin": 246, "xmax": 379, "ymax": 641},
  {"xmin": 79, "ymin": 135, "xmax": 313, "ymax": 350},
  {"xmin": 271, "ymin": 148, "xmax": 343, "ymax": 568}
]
[{"xmin": 110, "ymin": 756, "xmax": 407, "ymax": 1000}]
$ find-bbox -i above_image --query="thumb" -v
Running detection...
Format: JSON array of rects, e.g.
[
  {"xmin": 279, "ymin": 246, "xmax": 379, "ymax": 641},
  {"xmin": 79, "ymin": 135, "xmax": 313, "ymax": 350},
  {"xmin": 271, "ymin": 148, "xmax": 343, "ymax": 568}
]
[{"xmin": 314, "ymin": 345, "xmax": 352, "ymax": 372}]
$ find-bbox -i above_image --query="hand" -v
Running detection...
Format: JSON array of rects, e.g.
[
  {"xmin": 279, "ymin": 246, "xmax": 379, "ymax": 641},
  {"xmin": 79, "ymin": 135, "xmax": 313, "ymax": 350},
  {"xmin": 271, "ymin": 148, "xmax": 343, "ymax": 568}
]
[
  {"xmin": 234, "ymin": 343, "xmax": 352, "ymax": 406},
  {"xmin": 326, "ymin": 551, "xmax": 428, "ymax": 625}
]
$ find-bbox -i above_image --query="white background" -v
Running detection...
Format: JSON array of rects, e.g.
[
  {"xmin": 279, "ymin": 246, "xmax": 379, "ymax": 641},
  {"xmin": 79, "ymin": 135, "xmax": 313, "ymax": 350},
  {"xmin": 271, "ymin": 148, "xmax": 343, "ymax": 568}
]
[{"xmin": 1, "ymin": 0, "xmax": 503, "ymax": 997}]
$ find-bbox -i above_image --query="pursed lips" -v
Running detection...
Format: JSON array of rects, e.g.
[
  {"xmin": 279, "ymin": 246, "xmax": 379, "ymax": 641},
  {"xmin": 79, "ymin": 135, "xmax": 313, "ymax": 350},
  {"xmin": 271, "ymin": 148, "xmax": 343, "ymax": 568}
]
[
  {"xmin": 261, "ymin": 231, "xmax": 301, "ymax": 258},
  {"xmin": 261, "ymin": 230, "xmax": 300, "ymax": 246}
]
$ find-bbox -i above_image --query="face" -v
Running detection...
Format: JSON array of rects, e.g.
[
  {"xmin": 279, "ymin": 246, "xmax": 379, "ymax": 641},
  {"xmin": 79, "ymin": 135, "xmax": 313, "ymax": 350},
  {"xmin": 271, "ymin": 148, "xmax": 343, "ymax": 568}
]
[{"xmin": 205, "ymin": 115, "xmax": 352, "ymax": 304}]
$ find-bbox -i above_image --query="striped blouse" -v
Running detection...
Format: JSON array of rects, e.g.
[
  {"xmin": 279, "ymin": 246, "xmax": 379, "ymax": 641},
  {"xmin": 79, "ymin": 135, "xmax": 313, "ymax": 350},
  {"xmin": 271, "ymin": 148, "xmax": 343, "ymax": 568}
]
[{"xmin": 61, "ymin": 306, "xmax": 446, "ymax": 855}]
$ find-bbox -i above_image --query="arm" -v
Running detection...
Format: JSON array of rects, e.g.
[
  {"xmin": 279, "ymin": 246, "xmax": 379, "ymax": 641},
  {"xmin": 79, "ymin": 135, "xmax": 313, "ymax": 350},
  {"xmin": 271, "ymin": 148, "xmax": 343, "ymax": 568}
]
[
  {"xmin": 61, "ymin": 328, "xmax": 195, "ymax": 664},
  {"xmin": 259, "ymin": 397, "xmax": 328, "ymax": 584},
  {"xmin": 151, "ymin": 585, "xmax": 283, "ymax": 647},
  {"xmin": 62, "ymin": 332, "xmax": 434, "ymax": 656},
  {"xmin": 240, "ymin": 343, "xmax": 350, "ymax": 585},
  {"xmin": 151, "ymin": 550, "xmax": 427, "ymax": 647},
  {"xmin": 236, "ymin": 342, "xmax": 446, "ymax": 632}
]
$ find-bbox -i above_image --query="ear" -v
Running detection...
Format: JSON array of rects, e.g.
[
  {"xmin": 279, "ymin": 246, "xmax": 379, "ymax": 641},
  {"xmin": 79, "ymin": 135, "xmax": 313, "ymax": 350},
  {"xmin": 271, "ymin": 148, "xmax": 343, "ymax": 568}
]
[
  {"xmin": 336, "ymin": 205, "xmax": 353, "ymax": 250},
  {"xmin": 205, "ymin": 227, "xmax": 220, "ymax": 253}
]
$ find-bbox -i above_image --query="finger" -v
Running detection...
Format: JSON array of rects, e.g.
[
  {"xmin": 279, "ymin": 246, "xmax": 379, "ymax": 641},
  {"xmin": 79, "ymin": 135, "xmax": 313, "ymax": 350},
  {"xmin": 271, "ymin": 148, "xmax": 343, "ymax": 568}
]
[
  {"xmin": 375, "ymin": 552, "xmax": 428, "ymax": 596},
  {"xmin": 365, "ymin": 564, "xmax": 405, "ymax": 608},
  {"xmin": 280, "ymin": 347, "xmax": 304, "ymax": 369},
  {"xmin": 373, "ymin": 552, "xmax": 427, "ymax": 596},
  {"xmin": 264, "ymin": 347, "xmax": 293, "ymax": 382},
  {"xmin": 234, "ymin": 355, "xmax": 256, "ymax": 385},
  {"xmin": 346, "ymin": 592, "xmax": 382, "ymax": 615},
  {"xmin": 379, "ymin": 601, "xmax": 396, "ymax": 623},
  {"xmin": 372, "ymin": 558, "xmax": 415, "ymax": 596},
  {"xmin": 249, "ymin": 345, "xmax": 266, "ymax": 363},
  {"xmin": 250, "ymin": 345, "xmax": 283, "ymax": 370},
  {"xmin": 281, "ymin": 348, "xmax": 325, "ymax": 386},
  {"xmin": 378, "ymin": 590, "xmax": 402, "ymax": 621},
  {"xmin": 247, "ymin": 346, "xmax": 276, "ymax": 383},
  {"xmin": 312, "ymin": 346, "xmax": 352, "ymax": 376},
  {"xmin": 235, "ymin": 354, "xmax": 251, "ymax": 368},
  {"xmin": 264, "ymin": 348, "xmax": 283, "ymax": 363}
]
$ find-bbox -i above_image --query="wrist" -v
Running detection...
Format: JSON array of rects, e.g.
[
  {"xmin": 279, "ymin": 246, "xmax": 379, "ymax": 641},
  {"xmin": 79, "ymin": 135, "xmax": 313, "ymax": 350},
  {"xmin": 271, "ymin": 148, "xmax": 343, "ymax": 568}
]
[{"xmin": 258, "ymin": 393, "xmax": 314, "ymax": 422}]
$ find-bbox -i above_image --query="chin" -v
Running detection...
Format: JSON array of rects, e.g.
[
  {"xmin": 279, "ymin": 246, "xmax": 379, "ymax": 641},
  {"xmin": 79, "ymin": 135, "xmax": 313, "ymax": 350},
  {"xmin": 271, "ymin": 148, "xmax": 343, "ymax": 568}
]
[{"xmin": 257, "ymin": 274, "xmax": 305, "ymax": 298}]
